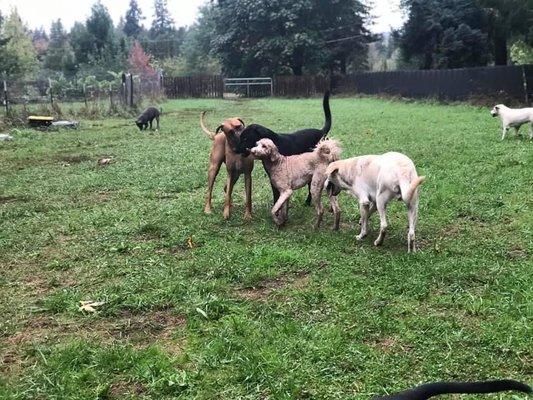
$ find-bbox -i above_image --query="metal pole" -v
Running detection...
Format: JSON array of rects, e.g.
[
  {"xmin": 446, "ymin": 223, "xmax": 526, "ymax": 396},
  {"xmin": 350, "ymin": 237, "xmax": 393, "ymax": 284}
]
[
  {"xmin": 49, "ymin": 78, "xmax": 53, "ymax": 107},
  {"xmin": 3, "ymin": 79, "xmax": 8, "ymax": 115},
  {"xmin": 270, "ymin": 77, "xmax": 274, "ymax": 97},
  {"xmin": 247, "ymin": 79, "xmax": 250, "ymax": 97},
  {"xmin": 129, "ymin": 74, "xmax": 134, "ymax": 107}
]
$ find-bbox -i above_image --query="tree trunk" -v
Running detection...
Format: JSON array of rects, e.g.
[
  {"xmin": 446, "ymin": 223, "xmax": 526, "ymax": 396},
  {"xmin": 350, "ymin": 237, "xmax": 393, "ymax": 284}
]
[{"xmin": 493, "ymin": 34, "xmax": 508, "ymax": 65}]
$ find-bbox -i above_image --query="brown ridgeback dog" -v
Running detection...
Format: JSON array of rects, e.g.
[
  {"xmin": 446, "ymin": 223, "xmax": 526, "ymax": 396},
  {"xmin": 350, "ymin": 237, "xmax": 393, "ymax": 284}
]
[{"xmin": 200, "ymin": 112, "xmax": 254, "ymax": 220}]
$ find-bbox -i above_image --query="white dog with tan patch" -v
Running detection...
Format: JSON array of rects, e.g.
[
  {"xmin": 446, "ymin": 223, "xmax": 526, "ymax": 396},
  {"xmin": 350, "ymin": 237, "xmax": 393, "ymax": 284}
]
[
  {"xmin": 490, "ymin": 104, "xmax": 533, "ymax": 140},
  {"xmin": 324, "ymin": 152, "xmax": 425, "ymax": 252}
]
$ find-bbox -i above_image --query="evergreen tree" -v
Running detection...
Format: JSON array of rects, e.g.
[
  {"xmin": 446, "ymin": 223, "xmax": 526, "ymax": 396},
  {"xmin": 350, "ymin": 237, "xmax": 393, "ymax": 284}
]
[
  {"xmin": 151, "ymin": 0, "xmax": 174, "ymax": 37},
  {"xmin": 124, "ymin": 0, "xmax": 144, "ymax": 38},
  {"xmin": 86, "ymin": 1, "xmax": 115, "ymax": 57},
  {"xmin": 0, "ymin": 8, "xmax": 37, "ymax": 77},
  {"xmin": 44, "ymin": 19, "xmax": 76, "ymax": 75},
  {"xmin": 400, "ymin": 0, "xmax": 490, "ymax": 69}
]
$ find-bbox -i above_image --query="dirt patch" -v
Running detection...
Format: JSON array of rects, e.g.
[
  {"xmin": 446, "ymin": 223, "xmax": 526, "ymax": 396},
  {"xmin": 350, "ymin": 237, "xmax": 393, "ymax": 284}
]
[
  {"xmin": 365, "ymin": 336, "xmax": 412, "ymax": 353},
  {"xmin": 0, "ymin": 195, "xmax": 25, "ymax": 204},
  {"xmin": 506, "ymin": 245, "xmax": 528, "ymax": 260},
  {"xmin": 1, "ymin": 309, "xmax": 187, "ymax": 374},
  {"xmin": 108, "ymin": 381, "xmax": 146, "ymax": 398},
  {"xmin": 236, "ymin": 271, "xmax": 310, "ymax": 301},
  {"xmin": 57, "ymin": 154, "xmax": 92, "ymax": 164}
]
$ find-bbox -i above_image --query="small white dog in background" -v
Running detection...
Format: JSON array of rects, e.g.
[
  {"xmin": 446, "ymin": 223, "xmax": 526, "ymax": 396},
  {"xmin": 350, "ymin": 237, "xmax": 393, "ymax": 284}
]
[
  {"xmin": 324, "ymin": 152, "xmax": 425, "ymax": 252},
  {"xmin": 491, "ymin": 104, "xmax": 533, "ymax": 140}
]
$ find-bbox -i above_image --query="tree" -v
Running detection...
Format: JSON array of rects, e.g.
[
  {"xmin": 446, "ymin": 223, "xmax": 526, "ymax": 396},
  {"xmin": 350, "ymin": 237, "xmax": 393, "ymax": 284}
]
[
  {"xmin": 86, "ymin": 1, "xmax": 115, "ymax": 58},
  {"xmin": 124, "ymin": 0, "xmax": 144, "ymax": 38},
  {"xmin": 151, "ymin": 0, "xmax": 174, "ymax": 37},
  {"xmin": 69, "ymin": 22, "xmax": 94, "ymax": 65},
  {"xmin": 44, "ymin": 19, "xmax": 76, "ymax": 75},
  {"xmin": 476, "ymin": 0, "xmax": 533, "ymax": 65},
  {"xmin": 0, "ymin": 8, "xmax": 37, "ymax": 77},
  {"xmin": 205, "ymin": 0, "xmax": 371, "ymax": 76},
  {"xmin": 128, "ymin": 40, "xmax": 156, "ymax": 75},
  {"xmin": 146, "ymin": 0, "xmax": 182, "ymax": 59},
  {"xmin": 400, "ymin": 0, "xmax": 490, "ymax": 69}
]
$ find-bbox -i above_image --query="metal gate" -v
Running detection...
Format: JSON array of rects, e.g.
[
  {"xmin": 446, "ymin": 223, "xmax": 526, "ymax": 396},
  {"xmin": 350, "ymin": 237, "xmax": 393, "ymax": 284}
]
[{"xmin": 223, "ymin": 77, "xmax": 273, "ymax": 98}]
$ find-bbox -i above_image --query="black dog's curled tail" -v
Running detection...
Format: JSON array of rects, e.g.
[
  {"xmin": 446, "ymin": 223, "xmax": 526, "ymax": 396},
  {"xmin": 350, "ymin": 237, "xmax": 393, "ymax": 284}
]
[
  {"xmin": 321, "ymin": 91, "xmax": 331, "ymax": 137},
  {"xmin": 375, "ymin": 379, "xmax": 531, "ymax": 400}
]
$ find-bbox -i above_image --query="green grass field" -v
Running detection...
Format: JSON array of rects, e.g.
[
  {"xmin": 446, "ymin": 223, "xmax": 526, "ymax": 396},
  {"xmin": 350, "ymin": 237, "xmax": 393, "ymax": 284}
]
[{"xmin": 0, "ymin": 97, "xmax": 531, "ymax": 399}]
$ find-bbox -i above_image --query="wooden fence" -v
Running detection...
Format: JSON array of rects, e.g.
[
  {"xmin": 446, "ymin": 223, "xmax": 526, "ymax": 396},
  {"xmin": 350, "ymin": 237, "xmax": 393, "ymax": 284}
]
[
  {"xmin": 163, "ymin": 65, "xmax": 533, "ymax": 103},
  {"xmin": 163, "ymin": 75, "xmax": 223, "ymax": 98},
  {"xmin": 335, "ymin": 65, "xmax": 531, "ymax": 103}
]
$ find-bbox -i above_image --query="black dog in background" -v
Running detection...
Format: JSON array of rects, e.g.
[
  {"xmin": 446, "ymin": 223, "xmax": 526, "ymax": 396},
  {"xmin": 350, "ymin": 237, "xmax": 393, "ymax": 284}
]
[
  {"xmin": 236, "ymin": 91, "xmax": 332, "ymax": 204},
  {"xmin": 374, "ymin": 379, "xmax": 530, "ymax": 399},
  {"xmin": 136, "ymin": 106, "xmax": 162, "ymax": 131}
]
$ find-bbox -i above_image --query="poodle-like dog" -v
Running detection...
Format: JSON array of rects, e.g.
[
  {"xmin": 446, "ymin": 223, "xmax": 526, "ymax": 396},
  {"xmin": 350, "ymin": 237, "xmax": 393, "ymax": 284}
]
[
  {"xmin": 236, "ymin": 91, "xmax": 332, "ymax": 206},
  {"xmin": 200, "ymin": 112, "xmax": 254, "ymax": 220},
  {"xmin": 325, "ymin": 152, "xmax": 425, "ymax": 252},
  {"xmin": 490, "ymin": 104, "xmax": 533, "ymax": 140},
  {"xmin": 250, "ymin": 138, "xmax": 341, "ymax": 228},
  {"xmin": 374, "ymin": 379, "xmax": 530, "ymax": 399}
]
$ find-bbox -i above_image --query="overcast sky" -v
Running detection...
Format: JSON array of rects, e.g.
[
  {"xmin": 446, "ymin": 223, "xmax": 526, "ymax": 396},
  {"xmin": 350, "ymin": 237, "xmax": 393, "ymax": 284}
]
[{"xmin": 0, "ymin": 0, "xmax": 404, "ymax": 34}]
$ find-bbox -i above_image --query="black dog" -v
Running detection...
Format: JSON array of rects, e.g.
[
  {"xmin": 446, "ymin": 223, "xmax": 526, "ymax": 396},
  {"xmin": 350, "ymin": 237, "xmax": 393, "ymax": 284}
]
[
  {"xmin": 374, "ymin": 379, "xmax": 531, "ymax": 399},
  {"xmin": 236, "ymin": 91, "xmax": 332, "ymax": 204},
  {"xmin": 135, "ymin": 107, "xmax": 161, "ymax": 131}
]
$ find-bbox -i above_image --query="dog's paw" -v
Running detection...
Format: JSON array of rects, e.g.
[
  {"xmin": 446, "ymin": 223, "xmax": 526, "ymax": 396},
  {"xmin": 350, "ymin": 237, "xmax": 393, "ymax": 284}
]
[
  {"xmin": 204, "ymin": 206, "xmax": 213, "ymax": 214},
  {"xmin": 223, "ymin": 208, "xmax": 231, "ymax": 220},
  {"xmin": 356, "ymin": 233, "xmax": 366, "ymax": 241},
  {"xmin": 373, "ymin": 238, "xmax": 383, "ymax": 246}
]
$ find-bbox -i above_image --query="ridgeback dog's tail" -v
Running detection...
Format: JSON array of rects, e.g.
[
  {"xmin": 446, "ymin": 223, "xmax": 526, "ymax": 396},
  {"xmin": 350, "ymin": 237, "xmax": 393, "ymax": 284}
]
[
  {"xmin": 374, "ymin": 379, "xmax": 531, "ymax": 399},
  {"xmin": 200, "ymin": 111, "xmax": 216, "ymax": 140}
]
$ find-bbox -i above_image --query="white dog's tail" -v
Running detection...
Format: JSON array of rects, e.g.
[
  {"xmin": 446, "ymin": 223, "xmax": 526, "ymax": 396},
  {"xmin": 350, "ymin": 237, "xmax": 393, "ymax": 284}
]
[
  {"xmin": 315, "ymin": 139, "xmax": 341, "ymax": 163},
  {"xmin": 401, "ymin": 176, "xmax": 426, "ymax": 203}
]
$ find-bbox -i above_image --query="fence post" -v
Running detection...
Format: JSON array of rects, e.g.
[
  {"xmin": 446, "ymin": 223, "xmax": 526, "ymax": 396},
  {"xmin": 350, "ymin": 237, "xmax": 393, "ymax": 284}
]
[
  {"xmin": 3, "ymin": 78, "xmax": 8, "ymax": 115},
  {"xmin": 83, "ymin": 84, "xmax": 87, "ymax": 108},
  {"xmin": 48, "ymin": 78, "xmax": 53, "ymax": 107},
  {"xmin": 109, "ymin": 83, "xmax": 113, "ymax": 109},
  {"xmin": 270, "ymin": 77, "xmax": 274, "ymax": 97},
  {"xmin": 129, "ymin": 74, "xmax": 134, "ymax": 107}
]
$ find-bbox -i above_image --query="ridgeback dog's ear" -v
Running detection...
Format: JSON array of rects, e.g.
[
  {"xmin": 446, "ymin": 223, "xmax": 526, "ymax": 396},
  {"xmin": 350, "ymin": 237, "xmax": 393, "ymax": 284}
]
[
  {"xmin": 238, "ymin": 118, "xmax": 245, "ymax": 127},
  {"xmin": 216, "ymin": 125, "xmax": 223, "ymax": 133}
]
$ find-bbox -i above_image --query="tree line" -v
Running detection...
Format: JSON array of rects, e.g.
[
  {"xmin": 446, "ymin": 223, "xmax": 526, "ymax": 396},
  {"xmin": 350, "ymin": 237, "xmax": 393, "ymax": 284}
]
[{"xmin": 0, "ymin": 0, "xmax": 531, "ymax": 83}]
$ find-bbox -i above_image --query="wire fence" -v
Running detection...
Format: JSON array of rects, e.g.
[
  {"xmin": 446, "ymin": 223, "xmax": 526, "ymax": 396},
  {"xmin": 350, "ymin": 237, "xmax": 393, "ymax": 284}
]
[{"xmin": 2, "ymin": 72, "xmax": 165, "ymax": 119}]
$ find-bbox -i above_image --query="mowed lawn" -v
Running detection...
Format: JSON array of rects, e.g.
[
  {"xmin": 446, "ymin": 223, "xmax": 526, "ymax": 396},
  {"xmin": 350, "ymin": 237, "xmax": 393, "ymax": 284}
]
[{"xmin": 0, "ymin": 97, "xmax": 531, "ymax": 399}]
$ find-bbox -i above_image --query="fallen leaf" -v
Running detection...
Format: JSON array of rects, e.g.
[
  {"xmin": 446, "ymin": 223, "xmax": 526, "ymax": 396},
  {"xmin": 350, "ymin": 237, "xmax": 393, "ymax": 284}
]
[{"xmin": 79, "ymin": 300, "xmax": 105, "ymax": 313}]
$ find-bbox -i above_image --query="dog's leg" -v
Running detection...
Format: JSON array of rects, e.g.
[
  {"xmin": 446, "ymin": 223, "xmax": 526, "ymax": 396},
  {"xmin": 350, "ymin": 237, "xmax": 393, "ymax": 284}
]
[
  {"xmin": 223, "ymin": 171, "xmax": 239, "ymax": 220},
  {"xmin": 272, "ymin": 190, "xmax": 293, "ymax": 226},
  {"xmin": 501, "ymin": 126, "xmax": 508, "ymax": 140},
  {"xmin": 204, "ymin": 152, "xmax": 224, "ymax": 214},
  {"xmin": 156, "ymin": 116, "xmax": 160, "ymax": 131},
  {"xmin": 149, "ymin": 119, "xmax": 153, "ymax": 130},
  {"xmin": 311, "ymin": 181, "xmax": 325, "ymax": 229},
  {"xmin": 514, "ymin": 126, "xmax": 521, "ymax": 137},
  {"xmin": 374, "ymin": 192, "xmax": 394, "ymax": 247},
  {"xmin": 529, "ymin": 123, "xmax": 533, "ymax": 140},
  {"xmin": 329, "ymin": 195, "xmax": 341, "ymax": 231},
  {"xmin": 356, "ymin": 202, "xmax": 370, "ymax": 240},
  {"xmin": 305, "ymin": 183, "xmax": 312, "ymax": 206},
  {"xmin": 243, "ymin": 170, "xmax": 252, "ymax": 220},
  {"xmin": 407, "ymin": 197, "xmax": 419, "ymax": 253}
]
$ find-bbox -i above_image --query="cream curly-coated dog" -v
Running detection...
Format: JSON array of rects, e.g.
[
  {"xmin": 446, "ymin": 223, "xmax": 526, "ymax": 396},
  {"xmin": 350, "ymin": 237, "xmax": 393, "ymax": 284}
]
[
  {"xmin": 324, "ymin": 152, "xmax": 425, "ymax": 252},
  {"xmin": 250, "ymin": 138, "xmax": 341, "ymax": 228}
]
